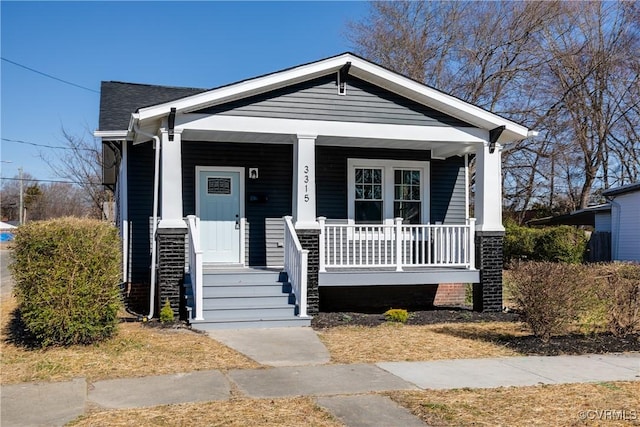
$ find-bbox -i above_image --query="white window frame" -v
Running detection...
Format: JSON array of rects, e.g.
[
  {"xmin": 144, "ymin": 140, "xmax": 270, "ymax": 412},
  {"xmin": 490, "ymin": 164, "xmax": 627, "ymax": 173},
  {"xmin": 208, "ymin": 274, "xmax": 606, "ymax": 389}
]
[{"xmin": 347, "ymin": 158, "xmax": 430, "ymax": 224}]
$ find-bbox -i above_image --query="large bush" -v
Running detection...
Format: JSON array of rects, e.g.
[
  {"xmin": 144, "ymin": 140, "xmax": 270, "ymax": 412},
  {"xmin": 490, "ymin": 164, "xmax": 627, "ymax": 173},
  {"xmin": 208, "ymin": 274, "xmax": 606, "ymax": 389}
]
[
  {"xmin": 11, "ymin": 217, "xmax": 121, "ymax": 347},
  {"xmin": 508, "ymin": 261, "xmax": 586, "ymax": 341},
  {"xmin": 505, "ymin": 222, "xmax": 588, "ymax": 264},
  {"xmin": 594, "ymin": 263, "xmax": 640, "ymax": 337}
]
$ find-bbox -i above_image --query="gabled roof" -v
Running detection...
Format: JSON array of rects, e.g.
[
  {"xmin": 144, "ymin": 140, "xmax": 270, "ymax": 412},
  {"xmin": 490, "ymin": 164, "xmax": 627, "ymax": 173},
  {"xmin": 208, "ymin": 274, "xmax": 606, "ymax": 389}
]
[
  {"xmin": 138, "ymin": 53, "xmax": 533, "ymax": 142},
  {"xmin": 603, "ymin": 182, "xmax": 640, "ymax": 197},
  {"xmin": 99, "ymin": 82, "xmax": 206, "ymax": 131}
]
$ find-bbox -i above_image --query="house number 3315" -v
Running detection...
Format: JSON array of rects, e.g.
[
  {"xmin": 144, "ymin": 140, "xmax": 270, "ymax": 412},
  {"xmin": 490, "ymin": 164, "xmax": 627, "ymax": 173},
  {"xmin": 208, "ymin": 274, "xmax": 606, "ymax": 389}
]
[{"xmin": 303, "ymin": 165, "xmax": 310, "ymax": 202}]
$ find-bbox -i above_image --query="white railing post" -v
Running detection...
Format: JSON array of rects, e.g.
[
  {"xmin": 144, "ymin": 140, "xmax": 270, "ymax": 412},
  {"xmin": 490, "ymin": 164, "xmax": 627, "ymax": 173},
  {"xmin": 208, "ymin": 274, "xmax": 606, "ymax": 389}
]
[
  {"xmin": 186, "ymin": 215, "xmax": 204, "ymax": 321},
  {"xmin": 468, "ymin": 217, "xmax": 476, "ymax": 269},
  {"xmin": 318, "ymin": 216, "xmax": 326, "ymax": 272},
  {"xmin": 283, "ymin": 216, "xmax": 309, "ymax": 318},
  {"xmin": 395, "ymin": 217, "xmax": 403, "ymax": 271},
  {"xmin": 240, "ymin": 217, "xmax": 246, "ymax": 267}
]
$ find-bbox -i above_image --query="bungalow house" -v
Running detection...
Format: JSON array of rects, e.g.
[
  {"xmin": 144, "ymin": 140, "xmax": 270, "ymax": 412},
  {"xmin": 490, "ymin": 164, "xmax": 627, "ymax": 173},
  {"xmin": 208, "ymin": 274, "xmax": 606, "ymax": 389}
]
[
  {"xmin": 603, "ymin": 182, "xmax": 640, "ymax": 262},
  {"xmin": 96, "ymin": 53, "xmax": 534, "ymax": 329}
]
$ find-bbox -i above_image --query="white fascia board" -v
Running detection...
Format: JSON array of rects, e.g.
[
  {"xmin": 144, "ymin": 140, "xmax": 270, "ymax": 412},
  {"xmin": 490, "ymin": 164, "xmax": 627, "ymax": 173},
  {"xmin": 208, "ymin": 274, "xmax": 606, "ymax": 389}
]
[
  {"xmin": 348, "ymin": 62, "xmax": 530, "ymax": 142},
  {"xmin": 177, "ymin": 114, "xmax": 488, "ymax": 144},
  {"xmin": 94, "ymin": 130, "xmax": 128, "ymax": 140}
]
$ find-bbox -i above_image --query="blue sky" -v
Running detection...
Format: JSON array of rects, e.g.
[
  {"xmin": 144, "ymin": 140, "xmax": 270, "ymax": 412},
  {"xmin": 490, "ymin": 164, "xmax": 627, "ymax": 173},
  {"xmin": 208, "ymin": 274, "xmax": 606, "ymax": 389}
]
[{"xmin": 1, "ymin": 1, "xmax": 368, "ymax": 182}]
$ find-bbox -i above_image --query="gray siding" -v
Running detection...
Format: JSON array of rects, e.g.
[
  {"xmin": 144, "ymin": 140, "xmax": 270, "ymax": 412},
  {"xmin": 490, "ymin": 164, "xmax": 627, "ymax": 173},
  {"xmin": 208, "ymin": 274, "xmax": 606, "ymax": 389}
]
[
  {"xmin": 265, "ymin": 218, "xmax": 285, "ymax": 267},
  {"xmin": 430, "ymin": 157, "xmax": 466, "ymax": 224},
  {"xmin": 195, "ymin": 75, "xmax": 471, "ymax": 127},
  {"xmin": 182, "ymin": 141, "xmax": 293, "ymax": 266}
]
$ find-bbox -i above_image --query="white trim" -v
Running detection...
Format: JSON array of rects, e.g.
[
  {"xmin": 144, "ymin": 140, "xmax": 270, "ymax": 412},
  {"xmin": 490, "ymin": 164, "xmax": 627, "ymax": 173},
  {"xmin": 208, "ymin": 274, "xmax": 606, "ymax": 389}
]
[
  {"xmin": 134, "ymin": 53, "xmax": 530, "ymax": 142},
  {"xmin": 177, "ymin": 114, "xmax": 488, "ymax": 144},
  {"xmin": 94, "ymin": 130, "xmax": 128, "ymax": 140},
  {"xmin": 120, "ymin": 141, "xmax": 129, "ymax": 282},
  {"xmin": 347, "ymin": 159, "xmax": 430, "ymax": 224},
  {"xmin": 195, "ymin": 166, "xmax": 246, "ymax": 264}
]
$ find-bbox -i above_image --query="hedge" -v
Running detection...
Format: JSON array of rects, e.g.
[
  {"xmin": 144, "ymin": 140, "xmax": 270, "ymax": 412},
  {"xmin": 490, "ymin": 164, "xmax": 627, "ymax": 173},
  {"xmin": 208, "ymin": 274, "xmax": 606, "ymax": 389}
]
[{"xmin": 10, "ymin": 217, "xmax": 121, "ymax": 347}]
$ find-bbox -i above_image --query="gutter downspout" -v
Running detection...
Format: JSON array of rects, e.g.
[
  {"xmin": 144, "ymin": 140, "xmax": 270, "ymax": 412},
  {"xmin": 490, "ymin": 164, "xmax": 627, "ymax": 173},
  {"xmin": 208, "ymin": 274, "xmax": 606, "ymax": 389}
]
[{"xmin": 133, "ymin": 123, "xmax": 161, "ymax": 320}]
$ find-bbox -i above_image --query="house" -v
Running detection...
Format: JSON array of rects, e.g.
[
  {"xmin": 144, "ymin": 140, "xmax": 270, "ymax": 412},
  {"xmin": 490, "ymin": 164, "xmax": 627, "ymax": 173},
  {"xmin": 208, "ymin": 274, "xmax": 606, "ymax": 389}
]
[
  {"xmin": 603, "ymin": 182, "xmax": 640, "ymax": 262},
  {"xmin": 95, "ymin": 53, "xmax": 534, "ymax": 329}
]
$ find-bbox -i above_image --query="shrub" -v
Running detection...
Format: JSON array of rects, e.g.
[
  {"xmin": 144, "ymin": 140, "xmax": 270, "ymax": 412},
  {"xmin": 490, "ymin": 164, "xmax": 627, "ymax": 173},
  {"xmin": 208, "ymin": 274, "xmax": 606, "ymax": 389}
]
[
  {"xmin": 10, "ymin": 217, "xmax": 121, "ymax": 347},
  {"xmin": 533, "ymin": 226, "xmax": 588, "ymax": 264},
  {"xmin": 508, "ymin": 261, "xmax": 586, "ymax": 341},
  {"xmin": 504, "ymin": 223, "xmax": 588, "ymax": 265},
  {"xmin": 384, "ymin": 308, "xmax": 409, "ymax": 324},
  {"xmin": 160, "ymin": 299, "xmax": 175, "ymax": 323},
  {"xmin": 595, "ymin": 263, "xmax": 640, "ymax": 337}
]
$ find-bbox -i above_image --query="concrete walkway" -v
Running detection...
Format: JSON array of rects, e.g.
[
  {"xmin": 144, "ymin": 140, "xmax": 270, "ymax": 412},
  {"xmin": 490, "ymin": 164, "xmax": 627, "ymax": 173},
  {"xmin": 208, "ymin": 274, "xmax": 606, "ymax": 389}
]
[{"xmin": 2, "ymin": 353, "xmax": 638, "ymax": 426}]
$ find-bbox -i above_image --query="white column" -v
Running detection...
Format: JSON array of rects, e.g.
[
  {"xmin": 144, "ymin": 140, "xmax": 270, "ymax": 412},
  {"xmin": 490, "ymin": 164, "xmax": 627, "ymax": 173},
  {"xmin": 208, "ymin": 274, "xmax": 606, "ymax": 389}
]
[
  {"xmin": 158, "ymin": 128, "xmax": 186, "ymax": 229},
  {"xmin": 474, "ymin": 141, "xmax": 504, "ymax": 232},
  {"xmin": 293, "ymin": 134, "xmax": 319, "ymax": 229},
  {"xmin": 120, "ymin": 140, "xmax": 130, "ymax": 281}
]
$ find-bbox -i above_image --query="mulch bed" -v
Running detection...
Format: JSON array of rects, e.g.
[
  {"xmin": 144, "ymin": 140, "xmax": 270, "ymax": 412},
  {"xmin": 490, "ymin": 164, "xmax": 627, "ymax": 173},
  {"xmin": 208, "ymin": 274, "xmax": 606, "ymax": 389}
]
[{"xmin": 311, "ymin": 308, "xmax": 640, "ymax": 356}]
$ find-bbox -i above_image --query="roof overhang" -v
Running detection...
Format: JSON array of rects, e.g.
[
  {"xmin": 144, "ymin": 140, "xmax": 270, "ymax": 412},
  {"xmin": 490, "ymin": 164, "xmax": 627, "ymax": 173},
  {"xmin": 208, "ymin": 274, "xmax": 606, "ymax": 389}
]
[
  {"xmin": 130, "ymin": 53, "xmax": 533, "ymax": 145},
  {"xmin": 94, "ymin": 130, "xmax": 129, "ymax": 141}
]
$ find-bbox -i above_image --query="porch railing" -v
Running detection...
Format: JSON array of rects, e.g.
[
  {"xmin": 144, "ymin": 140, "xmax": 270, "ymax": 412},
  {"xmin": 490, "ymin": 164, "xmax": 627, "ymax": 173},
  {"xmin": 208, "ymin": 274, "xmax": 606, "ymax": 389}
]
[
  {"xmin": 318, "ymin": 217, "xmax": 476, "ymax": 272},
  {"xmin": 283, "ymin": 216, "xmax": 309, "ymax": 318},
  {"xmin": 186, "ymin": 215, "xmax": 204, "ymax": 320}
]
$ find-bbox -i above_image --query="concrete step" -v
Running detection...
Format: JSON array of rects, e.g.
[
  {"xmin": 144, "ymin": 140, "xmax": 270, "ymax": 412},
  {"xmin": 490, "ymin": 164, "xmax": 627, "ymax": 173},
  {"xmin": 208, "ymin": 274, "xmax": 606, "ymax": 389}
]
[
  {"xmin": 203, "ymin": 271, "xmax": 285, "ymax": 286},
  {"xmin": 202, "ymin": 283, "xmax": 290, "ymax": 298},
  {"xmin": 190, "ymin": 317, "xmax": 311, "ymax": 330}
]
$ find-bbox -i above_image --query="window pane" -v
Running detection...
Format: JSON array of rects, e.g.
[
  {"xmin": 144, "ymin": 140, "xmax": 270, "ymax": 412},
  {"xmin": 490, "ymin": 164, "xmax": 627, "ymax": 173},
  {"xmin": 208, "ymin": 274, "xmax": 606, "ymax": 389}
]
[
  {"xmin": 373, "ymin": 184, "xmax": 382, "ymax": 199},
  {"xmin": 395, "ymin": 169, "xmax": 402, "ymax": 183},
  {"xmin": 355, "ymin": 185, "xmax": 364, "ymax": 199},
  {"xmin": 394, "ymin": 202, "xmax": 421, "ymax": 224},
  {"xmin": 355, "ymin": 169, "xmax": 363, "ymax": 183},
  {"xmin": 373, "ymin": 169, "xmax": 382, "ymax": 183},
  {"xmin": 356, "ymin": 201, "xmax": 383, "ymax": 223}
]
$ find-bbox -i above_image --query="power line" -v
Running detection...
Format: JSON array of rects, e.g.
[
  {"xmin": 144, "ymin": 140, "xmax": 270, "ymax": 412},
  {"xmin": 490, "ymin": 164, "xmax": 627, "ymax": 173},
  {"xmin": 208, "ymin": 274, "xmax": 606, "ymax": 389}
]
[
  {"xmin": 1, "ymin": 57, "xmax": 99, "ymax": 94},
  {"xmin": 1, "ymin": 137, "xmax": 97, "ymax": 151},
  {"xmin": 0, "ymin": 177, "xmax": 99, "ymax": 186}
]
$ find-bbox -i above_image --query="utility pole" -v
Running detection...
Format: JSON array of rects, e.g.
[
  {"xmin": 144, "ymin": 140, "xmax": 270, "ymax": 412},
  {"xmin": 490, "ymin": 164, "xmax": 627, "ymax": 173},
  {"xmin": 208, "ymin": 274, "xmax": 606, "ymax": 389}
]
[{"xmin": 18, "ymin": 167, "xmax": 24, "ymax": 225}]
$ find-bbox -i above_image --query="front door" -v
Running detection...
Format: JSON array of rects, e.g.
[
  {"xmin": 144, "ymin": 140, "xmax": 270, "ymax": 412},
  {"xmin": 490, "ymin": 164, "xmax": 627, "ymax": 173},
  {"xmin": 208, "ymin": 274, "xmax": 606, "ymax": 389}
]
[{"xmin": 197, "ymin": 168, "xmax": 243, "ymax": 264}]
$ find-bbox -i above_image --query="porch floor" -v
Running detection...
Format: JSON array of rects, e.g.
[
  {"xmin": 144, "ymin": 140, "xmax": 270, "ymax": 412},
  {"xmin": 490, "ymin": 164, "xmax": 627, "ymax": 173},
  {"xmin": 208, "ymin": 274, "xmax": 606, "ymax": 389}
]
[{"xmin": 319, "ymin": 267, "xmax": 478, "ymax": 286}]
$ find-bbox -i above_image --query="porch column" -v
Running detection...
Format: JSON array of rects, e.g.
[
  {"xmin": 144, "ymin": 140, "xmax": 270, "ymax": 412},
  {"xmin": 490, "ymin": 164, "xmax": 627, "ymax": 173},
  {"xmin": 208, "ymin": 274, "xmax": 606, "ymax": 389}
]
[
  {"xmin": 159, "ymin": 128, "xmax": 185, "ymax": 229},
  {"xmin": 157, "ymin": 128, "xmax": 186, "ymax": 319},
  {"xmin": 292, "ymin": 134, "xmax": 319, "ymax": 229},
  {"xmin": 473, "ymin": 141, "xmax": 504, "ymax": 312}
]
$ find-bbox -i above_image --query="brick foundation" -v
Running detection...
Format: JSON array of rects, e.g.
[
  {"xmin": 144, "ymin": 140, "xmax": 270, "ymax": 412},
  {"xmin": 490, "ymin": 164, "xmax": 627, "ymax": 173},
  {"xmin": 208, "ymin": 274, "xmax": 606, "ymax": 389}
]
[
  {"xmin": 473, "ymin": 231, "xmax": 504, "ymax": 312},
  {"xmin": 433, "ymin": 283, "xmax": 467, "ymax": 306},
  {"xmin": 296, "ymin": 229, "xmax": 320, "ymax": 315},
  {"xmin": 156, "ymin": 227, "xmax": 187, "ymax": 319}
]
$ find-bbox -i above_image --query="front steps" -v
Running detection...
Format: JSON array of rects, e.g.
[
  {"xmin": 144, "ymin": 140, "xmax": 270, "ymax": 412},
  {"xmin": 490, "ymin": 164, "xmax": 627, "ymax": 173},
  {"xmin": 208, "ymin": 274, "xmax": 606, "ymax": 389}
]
[{"xmin": 186, "ymin": 269, "xmax": 311, "ymax": 330}]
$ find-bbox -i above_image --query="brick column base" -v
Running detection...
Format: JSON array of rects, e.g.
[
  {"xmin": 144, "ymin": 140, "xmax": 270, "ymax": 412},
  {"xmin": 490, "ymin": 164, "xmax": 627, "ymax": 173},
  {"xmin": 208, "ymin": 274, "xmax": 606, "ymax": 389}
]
[
  {"xmin": 296, "ymin": 229, "xmax": 320, "ymax": 316},
  {"xmin": 473, "ymin": 231, "xmax": 504, "ymax": 312},
  {"xmin": 156, "ymin": 227, "xmax": 187, "ymax": 319}
]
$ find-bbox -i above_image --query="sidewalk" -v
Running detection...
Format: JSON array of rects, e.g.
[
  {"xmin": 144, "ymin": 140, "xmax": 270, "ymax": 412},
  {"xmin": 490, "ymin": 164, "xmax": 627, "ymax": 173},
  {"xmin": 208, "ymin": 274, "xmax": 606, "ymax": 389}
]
[{"xmin": 2, "ymin": 353, "xmax": 638, "ymax": 426}]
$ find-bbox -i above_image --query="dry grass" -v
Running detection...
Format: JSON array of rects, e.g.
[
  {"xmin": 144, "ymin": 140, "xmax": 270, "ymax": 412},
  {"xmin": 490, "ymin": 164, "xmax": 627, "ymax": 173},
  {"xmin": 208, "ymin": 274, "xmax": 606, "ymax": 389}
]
[
  {"xmin": 0, "ymin": 296, "xmax": 259, "ymax": 384},
  {"xmin": 387, "ymin": 381, "xmax": 640, "ymax": 426},
  {"xmin": 69, "ymin": 397, "xmax": 344, "ymax": 427},
  {"xmin": 316, "ymin": 322, "xmax": 527, "ymax": 364}
]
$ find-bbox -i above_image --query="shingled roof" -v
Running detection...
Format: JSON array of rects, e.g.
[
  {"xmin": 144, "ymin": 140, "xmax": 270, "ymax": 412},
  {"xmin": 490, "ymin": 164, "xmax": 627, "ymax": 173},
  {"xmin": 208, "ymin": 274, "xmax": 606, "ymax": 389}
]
[{"xmin": 98, "ymin": 81, "xmax": 206, "ymax": 131}]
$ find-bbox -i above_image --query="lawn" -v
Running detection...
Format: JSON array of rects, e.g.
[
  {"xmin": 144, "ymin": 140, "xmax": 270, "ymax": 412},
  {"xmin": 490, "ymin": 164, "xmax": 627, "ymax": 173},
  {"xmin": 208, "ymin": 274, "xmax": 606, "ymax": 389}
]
[
  {"xmin": 0, "ymin": 296, "xmax": 259, "ymax": 384},
  {"xmin": 387, "ymin": 381, "xmax": 640, "ymax": 426}
]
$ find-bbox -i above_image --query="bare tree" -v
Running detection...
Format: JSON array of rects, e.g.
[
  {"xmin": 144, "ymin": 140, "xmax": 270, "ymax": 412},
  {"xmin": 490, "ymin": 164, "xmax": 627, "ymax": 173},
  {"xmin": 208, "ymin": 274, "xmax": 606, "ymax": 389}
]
[
  {"xmin": 348, "ymin": 1, "xmax": 640, "ymax": 216},
  {"xmin": 41, "ymin": 128, "xmax": 112, "ymax": 219}
]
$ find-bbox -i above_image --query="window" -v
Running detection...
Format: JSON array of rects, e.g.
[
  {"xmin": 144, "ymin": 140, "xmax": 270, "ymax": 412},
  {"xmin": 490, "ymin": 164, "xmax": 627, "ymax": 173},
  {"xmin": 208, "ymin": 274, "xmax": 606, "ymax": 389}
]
[
  {"xmin": 355, "ymin": 168, "xmax": 383, "ymax": 223},
  {"xmin": 348, "ymin": 159, "xmax": 429, "ymax": 224},
  {"xmin": 394, "ymin": 169, "xmax": 421, "ymax": 224}
]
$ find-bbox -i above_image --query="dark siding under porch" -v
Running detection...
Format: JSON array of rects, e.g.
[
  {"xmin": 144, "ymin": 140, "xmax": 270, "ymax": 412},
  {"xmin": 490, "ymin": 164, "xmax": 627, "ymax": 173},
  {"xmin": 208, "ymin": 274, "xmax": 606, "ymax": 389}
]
[{"xmin": 182, "ymin": 141, "xmax": 293, "ymax": 266}]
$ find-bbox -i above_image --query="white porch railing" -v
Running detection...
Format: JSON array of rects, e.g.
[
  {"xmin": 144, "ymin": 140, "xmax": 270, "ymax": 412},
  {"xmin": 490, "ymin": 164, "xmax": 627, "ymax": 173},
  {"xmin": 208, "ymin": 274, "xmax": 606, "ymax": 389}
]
[
  {"xmin": 186, "ymin": 215, "xmax": 204, "ymax": 320},
  {"xmin": 283, "ymin": 216, "xmax": 309, "ymax": 318},
  {"xmin": 318, "ymin": 217, "xmax": 476, "ymax": 272}
]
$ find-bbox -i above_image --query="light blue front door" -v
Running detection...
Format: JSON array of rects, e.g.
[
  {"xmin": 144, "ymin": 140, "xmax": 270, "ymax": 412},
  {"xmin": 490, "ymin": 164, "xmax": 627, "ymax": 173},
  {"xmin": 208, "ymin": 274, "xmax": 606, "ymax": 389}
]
[{"xmin": 198, "ymin": 170, "xmax": 241, "ymax": 263}]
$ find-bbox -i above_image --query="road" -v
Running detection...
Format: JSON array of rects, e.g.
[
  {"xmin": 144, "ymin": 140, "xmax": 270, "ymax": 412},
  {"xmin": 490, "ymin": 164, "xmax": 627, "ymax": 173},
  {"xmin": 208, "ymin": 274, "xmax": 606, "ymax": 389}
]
[{"xmin": 1, "ymin": 249, "xmax": 14, "ymax": 298}]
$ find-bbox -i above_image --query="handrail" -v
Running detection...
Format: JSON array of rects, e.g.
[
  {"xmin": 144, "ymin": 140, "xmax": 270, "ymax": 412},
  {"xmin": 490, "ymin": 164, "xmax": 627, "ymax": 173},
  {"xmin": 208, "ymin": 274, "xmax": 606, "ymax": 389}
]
[
  {"xmin": 283, "ymin": 216, "xmax": 309, "ymax": 318},
  {"xmin": 319, "ymin": 219, "xmax": 476, "ymax": 271},
  {"xmin": 186, "ymin": 215, "xmax": 204, "ymax": 320}
]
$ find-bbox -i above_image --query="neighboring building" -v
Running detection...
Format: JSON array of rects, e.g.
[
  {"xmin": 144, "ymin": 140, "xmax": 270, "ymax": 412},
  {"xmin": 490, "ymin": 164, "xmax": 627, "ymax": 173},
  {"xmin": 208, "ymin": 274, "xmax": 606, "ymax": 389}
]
[
  {"xmin": 603, "ymin": 182, "xmax": 640, "ymax": 262},
  {"xmin": 95, "ymin": 53, "xmax": 534, "ymax": 329}
]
